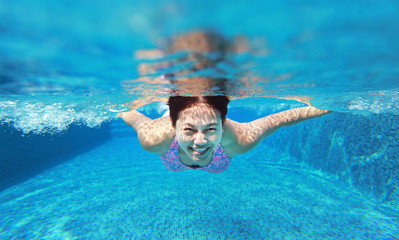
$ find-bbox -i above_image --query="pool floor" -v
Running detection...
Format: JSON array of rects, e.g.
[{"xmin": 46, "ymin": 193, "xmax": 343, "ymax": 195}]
[{"xmin": 0, "ymin": 137, "xmax": 398, "ymax": 239}]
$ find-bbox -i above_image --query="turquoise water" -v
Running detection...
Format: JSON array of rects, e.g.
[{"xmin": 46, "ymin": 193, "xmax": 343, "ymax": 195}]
[
  {"xmin": 1, "ymin": 132, "xmax": 398, "ymax": 239},
  {"xmin": 1, "ymin": 0, "xmax": 399, "ymax": 239}
]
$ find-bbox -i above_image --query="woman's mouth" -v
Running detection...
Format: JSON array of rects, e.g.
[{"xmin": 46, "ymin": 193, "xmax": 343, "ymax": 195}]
[{"xmin": 190, "ymin": 147, "xmax": 210, "ymax": 156}]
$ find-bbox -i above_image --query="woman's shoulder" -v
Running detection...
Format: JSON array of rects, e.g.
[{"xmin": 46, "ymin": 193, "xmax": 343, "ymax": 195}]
[
  {"xmin": 220, "ymin": 119, "xmax": 241, "ymax": 158},
  {"xmin": 137, "ymin": 116, "xmax": 175, "ymax": 156},
  {"xmin": 220, "ymin": 118, "xmax": 263, "ymax": 157}
]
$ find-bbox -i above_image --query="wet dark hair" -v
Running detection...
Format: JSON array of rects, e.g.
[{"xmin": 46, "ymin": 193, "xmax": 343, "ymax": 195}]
[{"xmin": 168, "ymin": 96, "xmax": 230, "ymax": 127}]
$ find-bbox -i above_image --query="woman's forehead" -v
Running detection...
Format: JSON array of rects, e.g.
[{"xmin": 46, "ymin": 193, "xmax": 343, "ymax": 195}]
[{"xmin": 177, "ymin": 104, "xmax": 221, "ymax": 124}]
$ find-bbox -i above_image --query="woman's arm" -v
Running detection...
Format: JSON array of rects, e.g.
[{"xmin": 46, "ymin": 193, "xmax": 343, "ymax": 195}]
[
  {"xmin": 119, "ymin": 110, "xmax": 175, "ymax": 155},
  {"xmin": 222, "ymin": 106, "xmax": 331, "ymax": 156}
]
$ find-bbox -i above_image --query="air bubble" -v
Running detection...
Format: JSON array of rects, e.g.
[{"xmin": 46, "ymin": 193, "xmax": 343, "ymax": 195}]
[{"xmin": 0, "ymin": 101, "xmax": 112, "ymax": 134}]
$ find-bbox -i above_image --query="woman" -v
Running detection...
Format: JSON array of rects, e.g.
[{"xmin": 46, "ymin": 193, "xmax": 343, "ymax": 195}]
[{"xmin": 119, "ymin": 96, "xmax": 331, "ymax": 173}]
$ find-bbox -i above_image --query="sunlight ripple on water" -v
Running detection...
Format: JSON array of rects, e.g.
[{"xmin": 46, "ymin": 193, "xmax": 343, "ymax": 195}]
[{"xmin": 1, "ymin": 0, "xmax": 399, "ymax": 133}]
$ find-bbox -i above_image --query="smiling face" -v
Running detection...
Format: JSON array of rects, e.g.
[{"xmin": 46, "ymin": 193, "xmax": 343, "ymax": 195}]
[{"xmin": 175, "ymin": 103, "xmax": 223, "ymax": 164}]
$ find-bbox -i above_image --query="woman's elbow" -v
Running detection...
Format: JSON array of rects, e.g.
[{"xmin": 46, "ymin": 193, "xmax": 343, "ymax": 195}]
[{"xmin": 138, "ymin": 136, "xmax": 157, "ymax": 152}]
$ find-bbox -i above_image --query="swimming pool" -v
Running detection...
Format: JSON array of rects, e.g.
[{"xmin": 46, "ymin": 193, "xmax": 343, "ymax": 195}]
[{"xmin": 1, "ymin": 0, "xmax": 399, "ymax": 239}]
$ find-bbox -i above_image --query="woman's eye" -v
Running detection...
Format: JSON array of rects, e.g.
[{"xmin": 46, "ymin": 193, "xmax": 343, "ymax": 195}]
[
  {"xmin": 207, "ymin": 128, "xmax": 217, "ymax": 132},
  {"xmin": 183, "ymin": 128, "xmax": 195, "ymax": 134}
]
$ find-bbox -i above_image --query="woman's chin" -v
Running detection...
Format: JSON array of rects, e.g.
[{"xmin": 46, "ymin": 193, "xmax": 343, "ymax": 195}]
[{"xmin": 190, "ymin": 154, "xmax": 203, "ymax": 162}]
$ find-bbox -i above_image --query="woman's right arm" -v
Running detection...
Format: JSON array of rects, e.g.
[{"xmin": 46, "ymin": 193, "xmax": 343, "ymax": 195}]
[{"xmin": 119, "ymin": 110, "xmax": 175, "ymax": 154}]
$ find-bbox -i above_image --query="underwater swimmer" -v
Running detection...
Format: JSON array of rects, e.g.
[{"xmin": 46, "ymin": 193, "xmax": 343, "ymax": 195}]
[
  {"xmin": 122, "ymin": 31, "xmax": 331, "ymax": 172},
  {"xmin": 119, "ymin": 96, "xmax": 331, "ymax": 173}
]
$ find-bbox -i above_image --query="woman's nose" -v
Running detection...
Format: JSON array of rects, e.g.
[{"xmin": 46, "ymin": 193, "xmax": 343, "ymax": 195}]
[{"xmin": 193, "ymin": 132, "xmax": 207, "ymax": 145}]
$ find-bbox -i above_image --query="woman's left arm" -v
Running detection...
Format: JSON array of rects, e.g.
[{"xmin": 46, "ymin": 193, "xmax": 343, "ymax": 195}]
[{"xmin": 222, "ymin": 106, "xmax": 331, "ymax": 156}]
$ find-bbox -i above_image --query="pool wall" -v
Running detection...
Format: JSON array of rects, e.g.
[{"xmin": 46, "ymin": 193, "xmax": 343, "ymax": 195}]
[
  {"xmin": 264, "ymin": 112, "xmax": 399, "ymax": 210},
  {"xmin": 0, "ymin": 122, "xmax": 112, "ymax": 191}
]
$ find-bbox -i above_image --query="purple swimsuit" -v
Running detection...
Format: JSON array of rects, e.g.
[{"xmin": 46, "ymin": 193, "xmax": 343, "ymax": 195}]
[{"xmin": 161, "ymin": 138, "xmax": 231, "ymax": 173}]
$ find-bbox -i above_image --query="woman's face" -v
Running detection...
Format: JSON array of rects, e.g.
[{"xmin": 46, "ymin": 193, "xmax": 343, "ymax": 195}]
[{"xmin": 175, "ymin": 103, "xmax": 223, "ymax": 163}]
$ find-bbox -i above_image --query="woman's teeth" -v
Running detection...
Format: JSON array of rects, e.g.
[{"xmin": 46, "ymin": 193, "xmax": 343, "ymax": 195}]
[
  {"xmin": 191, "ymin": 147, "xmax": 209, "ymax": 155},
  {"xmin": 194, "ymin": 148, "xmax": 206, "ymax": 152}
]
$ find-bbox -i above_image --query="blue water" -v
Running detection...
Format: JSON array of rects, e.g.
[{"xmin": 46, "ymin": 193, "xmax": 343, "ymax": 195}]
[
  {"xmin": 1, "ymin": 0, "xmax": 399, "ymax": 239},
  {"xmin": 0, "ymin": 132, "xmax": 397, "ymax": 239}
]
